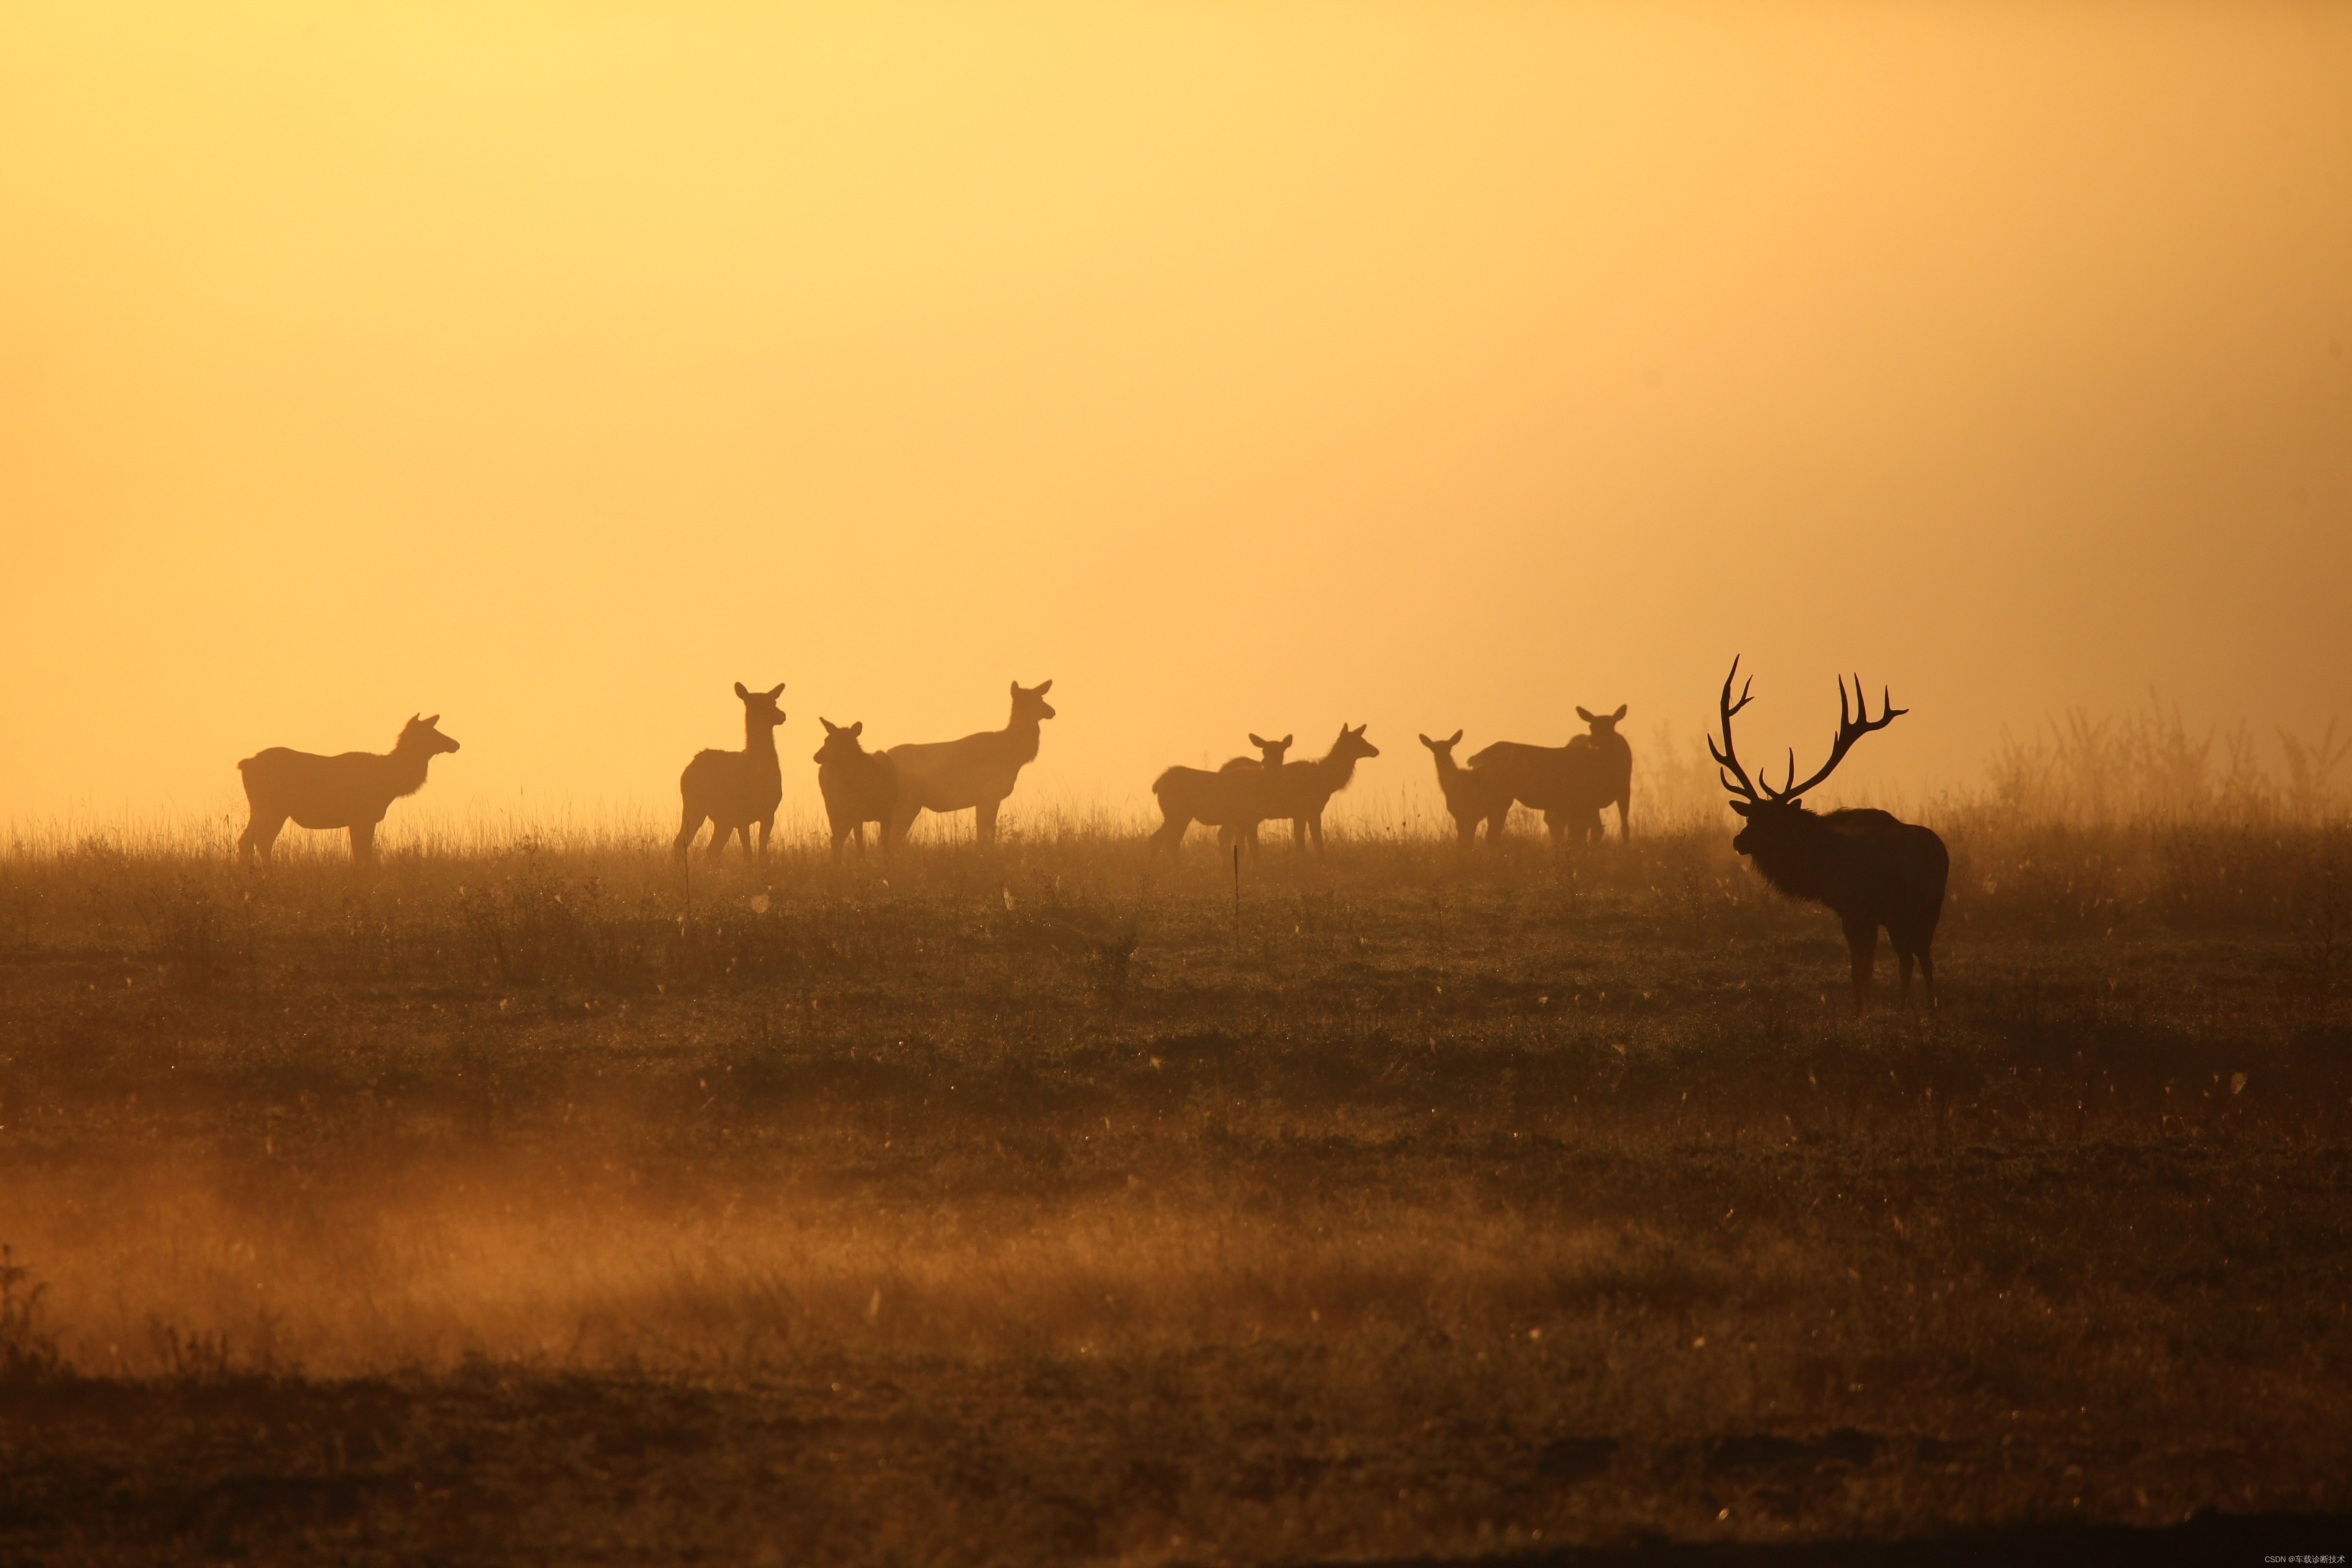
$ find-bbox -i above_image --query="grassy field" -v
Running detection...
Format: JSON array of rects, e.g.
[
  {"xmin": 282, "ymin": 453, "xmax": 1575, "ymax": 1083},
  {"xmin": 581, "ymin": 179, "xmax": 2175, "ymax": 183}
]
[{"xmin": 2, "ymin": 808, "xmax": 2349, "ymax": 1564}]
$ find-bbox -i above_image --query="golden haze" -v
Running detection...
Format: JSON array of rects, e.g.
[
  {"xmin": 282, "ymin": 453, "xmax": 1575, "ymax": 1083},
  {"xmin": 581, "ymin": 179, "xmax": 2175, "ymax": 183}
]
[{"xmin": 4, "ymin": 2, "xmax": 2347, "ymax": 831}]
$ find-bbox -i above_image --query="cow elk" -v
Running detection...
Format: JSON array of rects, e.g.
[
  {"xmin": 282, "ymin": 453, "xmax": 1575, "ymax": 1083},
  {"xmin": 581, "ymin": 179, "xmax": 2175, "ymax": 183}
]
[
  {"xmin": 814, "ymin": 718, "xmax": 899, "ymax": 862},
  {"xmin": 1576, "ymin": 704, "xmax": 1634, "ymax": 843},
  {"xmin": 884, "ymin": 680, "xmax": 1055, "ymax": 849},
  {"xmin": 1269, "ymin": 724, "xmax": 1380, "ymax": 852},
  {"xmin": 1468, "ymin": 719, "xmax": 1616, "ymax": 849},
  {"xmin": 1419, "ymin": 730, "xmax": 1510, "ymax": 848},
  {"xmin": 1151, "ymin": 732, "xmax": 1292, "ymax": 857},
  {"xmin": 674, "ymin": 681, "xmax": 786, "ymax": 864},
  {"xmin": 1710, "ymin": 658, "xmax": 1948, "ymax": 1006},
  {"xmin": 237, "ymin": 713, "xmax": 461, "ymax": 868}
]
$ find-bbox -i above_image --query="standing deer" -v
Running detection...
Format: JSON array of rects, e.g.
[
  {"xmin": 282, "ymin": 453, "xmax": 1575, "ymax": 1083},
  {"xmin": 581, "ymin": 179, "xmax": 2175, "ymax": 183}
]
[
  {"xmin": 883, "ymin": 680, "xmax": 1055, "ymax": 849},
  {"xmin": 674, "ymin": 681, "xmax": 786, "ymax": 864},
  {"xmin": 1576, "ymin": 704, "xmax": 1634, "ymax": 843},
  {"xmin": 1419, "ymin": 730, "xmax": 1510, "ymax": 848},
  {"xmin": 1467, "ymin": 729, "xmax": 1611, "ymax": 848},
  {"xmin": 814, "ymin": 718, "xmax": 898, "ymax": 862},
  {"xmin": 1150, "ymin": 732, "xmax": 1292, "ymax": 857},
  {"xmin": 1709, "ymin": 658, "xmax": 1948, "ymax": 1006},
  {"xmin": 1269, "ymin": 723, "xmax": 1380, "ymax": 852},
  {"xmin": 237, "ymin": 713, "xmax": 460, "ymax": 868}
]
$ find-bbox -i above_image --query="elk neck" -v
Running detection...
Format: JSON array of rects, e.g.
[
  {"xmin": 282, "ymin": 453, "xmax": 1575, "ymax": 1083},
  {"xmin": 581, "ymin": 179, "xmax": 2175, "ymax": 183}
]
[
  {"xmin": 1309, "ymin": 745, "xmax": 1362, "ymax": 789},
  {"xmin": 743, "ymin": 710, "xmax": 782, "ymax": 768},
  {"xmin": 1001, "ymin": 709, "xmax": 1043, "ymax": 766},
  {"xmin": 385, "ymin": 735, "xmax": 438, "ymax": 799}
]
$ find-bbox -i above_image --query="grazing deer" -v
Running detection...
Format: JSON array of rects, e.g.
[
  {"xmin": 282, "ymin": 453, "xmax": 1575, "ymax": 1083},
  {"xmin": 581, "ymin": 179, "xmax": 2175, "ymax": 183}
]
[
  {"xmin": 1576, "ymin": 704, "xmax": 1634, "ymax": 843},
  {"xmin": 1151, "ymin": 732, "xmax": 1292, "ymax": 857},
  {"xmin": 1269, "ymin": 723, "xmax": 1380, "ymax": 852},
  {"xmin": 814, "ymin": 718, "xmax": 899, "ymax": 862},
  {"xmin": 1709, "ymin": 658, "xmax": 1948, "ymax": 1006},
  {"xmin": 883, "ymin": 680, "xmax": 1055, "ymax": 849},
  {"xmin": 674, "ymin": 681, "xmax": 786, "ymax": 864},
  {"xmin": 237, "ymin": 713, "xmax": 460, "ymax": 868},
  {"xmin": 1419, "ymin": 730, "xmax": 1511, "ymax": 848},
  {"xmin": 1465, "ymin": 730, "xmax": 1611, "ymax": 848}
]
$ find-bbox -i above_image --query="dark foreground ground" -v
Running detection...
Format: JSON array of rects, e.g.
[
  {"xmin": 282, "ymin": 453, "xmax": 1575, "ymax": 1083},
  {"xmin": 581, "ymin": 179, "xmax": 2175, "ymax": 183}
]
[{"xmin": 1, "ymin": 820, "xmax": 2347, "ymax": 1563}]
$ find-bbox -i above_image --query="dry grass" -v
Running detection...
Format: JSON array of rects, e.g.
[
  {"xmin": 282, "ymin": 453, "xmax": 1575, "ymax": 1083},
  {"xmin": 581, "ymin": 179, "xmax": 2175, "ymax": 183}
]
[{"xmin": 1, "ymin": 801, "xmax": 2348, "ymax": 1562}]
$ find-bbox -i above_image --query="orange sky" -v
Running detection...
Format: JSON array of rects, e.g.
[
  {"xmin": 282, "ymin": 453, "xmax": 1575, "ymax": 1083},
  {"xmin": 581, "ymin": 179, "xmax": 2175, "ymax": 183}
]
[{"xmin": 4, "ymin": 2, "xmax": 2348, "ymax": 832}]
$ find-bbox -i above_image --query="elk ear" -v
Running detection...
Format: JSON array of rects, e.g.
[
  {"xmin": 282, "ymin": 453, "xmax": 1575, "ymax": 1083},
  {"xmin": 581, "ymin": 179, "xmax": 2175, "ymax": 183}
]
[
  {"xmin": 1576, "ymin": 706, "xmax": 1596, "ymax": 722},
  {"xmin": 1727, "ymin": 799, "xmax": 1753, "ymax": 817},
  {"xmin": 1418, "ymin": 733, "xmax": 1435, "ymax": 749},
  {"xmin": 1034, "ymin": 679, "xmax": 1052, "ymax": 695},
  {"xmin": 849, "ymin": 721, "xmax": 862, "ymax": 737},
  {"xmin": 1251, "ymin": 732, "xmax": 1271, "ymax": 748},
  {"xmin": 820, "ymin": 718, "xmax": 838, "ymax": 734},
  {"xmin": 1612, "ymin": 704, "xmax": 1627, "ymax": 721},
  {"xmin": 735, "ymin": 682, "xmax": 750, "ymax": 700},
  {"xmin": 1281, "ymin": 734, "xmax": 1292, "ymax": 748},
  {"xmin": 1447, "ymin": 729, "xmax": 1462, "ymax": 746},
  {"xmin": 423, "ymin": 714, "xmax": 439, "ymax": 727},
  {"xmin": 767, "ymin": 683, "xmax": 786, "ymax": 699}
]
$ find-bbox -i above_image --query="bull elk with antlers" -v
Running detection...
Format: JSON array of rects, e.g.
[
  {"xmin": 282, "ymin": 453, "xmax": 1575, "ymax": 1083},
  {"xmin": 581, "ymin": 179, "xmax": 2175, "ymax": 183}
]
[{"xmin": 1710, "ymin": 658, "xmax": 1948, "ymax": 1006}]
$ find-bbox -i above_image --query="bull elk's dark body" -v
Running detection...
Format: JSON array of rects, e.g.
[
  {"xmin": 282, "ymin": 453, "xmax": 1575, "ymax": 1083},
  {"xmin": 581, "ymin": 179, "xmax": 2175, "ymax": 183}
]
[
  {"xmin": 1710, "ymin": 659, "xmax": 1948, "ymax": 1005},
  {"xmin": 237, "ymin": 713, "xmax": 460, "ymax": 867}
]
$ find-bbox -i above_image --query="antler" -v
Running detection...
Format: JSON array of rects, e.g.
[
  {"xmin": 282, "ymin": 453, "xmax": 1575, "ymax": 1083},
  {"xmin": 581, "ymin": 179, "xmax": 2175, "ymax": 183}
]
[
  {"xmin": 1767, "ymin": 673, "xmax": 1907, "ymax": 801},
  {"xmin": 1708, "ymin": 657, "xmax": 1762, "ymax": 803}
]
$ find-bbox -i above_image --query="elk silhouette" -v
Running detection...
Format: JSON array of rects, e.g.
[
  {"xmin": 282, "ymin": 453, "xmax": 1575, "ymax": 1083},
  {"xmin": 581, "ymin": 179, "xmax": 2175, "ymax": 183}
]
[
  {"xmin": 1268, "ymin": 724, "xmax": 1380, "ymax": 852},
  {"xmin": 883, "ymin": 680, "xmax": 1055, "ymax": 849},
  {"xmin": 814, "ymin": 718, "xmax": 899, "ymax": 862},
  {"xmin": 1709, "ymin": 658, "xmax": 1948, "ymax": 1006},
  {"xmin": 673, "ymin": 681, "xmax": 786, "ymax": 864},
  {"xmin": 237, "ymin": 713, "xmax": 460, "ymax": 867},
  {"xmin": 1150, "ymin": 732, "xmax": 1292, "ymax": 857},
  {"xmin": 1468, "ymin": 714, "xmax": 1620, "ymax": 848},
  {"xmin": 1419, "ymin": 730, "xmax": 1511, "ymax": 848},
  {"xmin": 1576, "ymin": 704, "xmax": 1634, "ymax": 843}
]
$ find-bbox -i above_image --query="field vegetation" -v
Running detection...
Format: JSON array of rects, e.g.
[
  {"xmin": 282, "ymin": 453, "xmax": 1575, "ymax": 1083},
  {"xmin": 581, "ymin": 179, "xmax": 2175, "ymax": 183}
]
[{"xmin": 2, "ymin": 718, "xmax": 2349, "ymax": 1563}]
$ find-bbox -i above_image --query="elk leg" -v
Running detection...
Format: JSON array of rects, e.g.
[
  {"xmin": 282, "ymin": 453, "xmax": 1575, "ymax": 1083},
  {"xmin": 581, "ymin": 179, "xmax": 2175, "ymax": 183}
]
[
  {"xmin": 348, "ymin": 820, "xmax": 378, "ymax": 867},
  {"xmin": 1544, "ymin": 812, "xmax": 1565, "ymax": 850},
  {"xmin": 1455, "ymin": 811, "xmax": 1478, "ymax": 849},
  {"xmin": 1843, "ymin": 915, "xmax": 1879, "ymax": 1003},
  {"xmin": 974, "ymin": 798, "xmax": 1000, "ymax": 848},
  {"xmin": 1916, "ymin": 945, "xmax": 1936, "ymax": 1009},
  {"xmin": 757, "ymin": 816, "xmax": 774, "ymax": 863},
  {"xmin": 1616, "ymin": 795, "xmax": 1631, "ymax": 844},
  {"xmin": 1307, "ymin": 815, "xmax": 1325, "ymax": 853},
  {"xmin": 673, "ymin": 808, "xmax": 704, "ymax": 863},
  {"xmin": 239, "ymin": 812, "xmax": 287, "ymax": 866}
]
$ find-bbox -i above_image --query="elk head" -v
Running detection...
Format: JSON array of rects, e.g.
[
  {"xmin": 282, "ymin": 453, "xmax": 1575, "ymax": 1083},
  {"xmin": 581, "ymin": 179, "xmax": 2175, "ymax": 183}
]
[
  {"xmin": 1330, "ymin": 722, "xmax": 1380, "ymax": 763},
  {"xmin": 734, "ymin": 681, "xmax": 787, "ymax": 730},
  {"xmin": 400, "ymin": 714, "xmax": 462, "ymax": 755},
  {"xmin": 1248, "ymin": 732, "xmax": 1295, "ymax": 769},
  {"xmin": 1012, "ymin": 679, "xmax": 1057, "ymax": 723},
  {"xmin": 1576, "ymin": 704, "xmax": 1628, "ymax": 740},
  {"xmin": 1418, "ymin": 729, "xmax": 1466, "ymax": 756},
  {"xmin": 1709, "ymin": 658, "xmax": 1904, "ymax": 857},
  {"xmin": 814, "ymin": 717, "xmax": 866, "ymax": 765}
]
